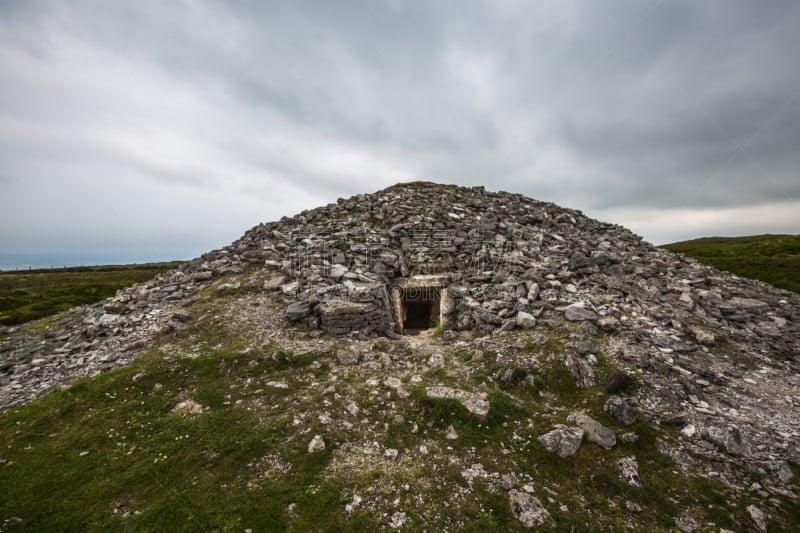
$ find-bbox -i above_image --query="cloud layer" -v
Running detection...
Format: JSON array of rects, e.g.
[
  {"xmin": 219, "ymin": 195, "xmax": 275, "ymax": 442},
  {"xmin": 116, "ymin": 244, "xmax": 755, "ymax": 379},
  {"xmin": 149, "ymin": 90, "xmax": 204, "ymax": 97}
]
[{"xmin": 1, "ymin": 0, "xmax": 799, "ymax": 258}]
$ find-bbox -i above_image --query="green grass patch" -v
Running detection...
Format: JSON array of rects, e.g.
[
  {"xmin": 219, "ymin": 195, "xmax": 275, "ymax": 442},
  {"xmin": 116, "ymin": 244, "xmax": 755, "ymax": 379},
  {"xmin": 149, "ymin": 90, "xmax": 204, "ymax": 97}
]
[
  {"xmin": 0, "ymin": 346, "xmax": 357, "ymax": 532},
  {"xmin": 0, "ymin": 262, "xmax": 182, "ymax": 326}
]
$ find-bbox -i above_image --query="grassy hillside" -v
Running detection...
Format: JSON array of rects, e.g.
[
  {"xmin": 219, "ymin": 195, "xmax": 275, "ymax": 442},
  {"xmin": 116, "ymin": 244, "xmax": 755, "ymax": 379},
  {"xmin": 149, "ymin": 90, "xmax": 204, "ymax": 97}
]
[
  {"xmin": 662, "ymin": 234, "xmax": 800, "ymax": 293},
  {"xmin": 2, "ymin": 268, "xmax": 797, "ymax": 532},
  {"xmin": 0, "ymin": 262, "xmax": 182, "ymax": 327}
]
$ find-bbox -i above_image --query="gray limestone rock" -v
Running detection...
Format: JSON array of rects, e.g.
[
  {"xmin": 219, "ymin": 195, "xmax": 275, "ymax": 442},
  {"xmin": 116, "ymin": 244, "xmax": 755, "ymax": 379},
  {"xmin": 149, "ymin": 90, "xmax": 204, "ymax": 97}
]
[
  {"xmin": 263, "ymin": 275, "xmax": 286, "ymax": 291},
  {"xmin": 703, "ymin": 426, "xmax": 750, "ymax": 457},
  {"xmin": 618, "ymin": 456, "xmax": 641, "ymax": 487},
  {"xmin": 508, "ymin": 489, "xmax": 551, "ymax": 528},
  {"xmin": 564, "ymin": 304, "xmax": 598, "ymax": 323},
  {"xmin": 538, "ymin": 425, "xmax": 584, "ymax": 458},
  {"xmin": 747, "ymin": 504, "xmax": 767, "ymax": 533},
  {"xmin": 307, "ymin": 434, "xmax": 326, "ymax": 454},
  {"xmin": 337, "ymin": 351, "xmax": 360, "ymax": 366},
  {"xmin": 426, "ymin": 386, "xmax": 489, "ymax": 418},
  {"xmin": 516, "ymin": 311, "xmax": 537, "ymax": 329},
  {"xmin": 603, "ymin": 397, "xmax": 638, "ymax": 425},
  {"xmin": 564, "ymin": 355, "xmax": 595, "ymax": 388},
  {"xmin": 567, "ymin": 412, "xmax": 616, "ymax": 449},
  {"xmin": 285, "ymin": 300, "xmax": 313, "ymax": 322}
]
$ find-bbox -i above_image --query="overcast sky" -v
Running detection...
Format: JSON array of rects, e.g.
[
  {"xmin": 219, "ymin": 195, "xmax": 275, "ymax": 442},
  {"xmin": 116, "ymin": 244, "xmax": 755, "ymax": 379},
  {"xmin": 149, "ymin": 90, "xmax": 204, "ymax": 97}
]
[{"xmin": 1, "ymin": 0, "xmax": 799, "ymax": 262}]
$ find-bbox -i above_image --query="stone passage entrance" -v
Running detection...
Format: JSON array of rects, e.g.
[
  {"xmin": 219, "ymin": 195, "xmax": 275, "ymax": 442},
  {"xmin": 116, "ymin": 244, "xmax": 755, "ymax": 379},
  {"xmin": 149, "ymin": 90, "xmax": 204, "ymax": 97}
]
[
  {"xmin": 389, "ymin": 275, "xmax": 450, "ymax": 335},
  {"xmin": 402, "ymin": 287, "xmax": 440, "ymax": 330}
]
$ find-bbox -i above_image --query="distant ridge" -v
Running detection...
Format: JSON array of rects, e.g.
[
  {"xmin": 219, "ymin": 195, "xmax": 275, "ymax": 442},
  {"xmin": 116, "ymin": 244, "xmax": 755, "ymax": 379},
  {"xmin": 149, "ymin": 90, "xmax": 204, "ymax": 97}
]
[{"xmin": 663, "ymin": 234, "xmax": 800, "ymax": 293}]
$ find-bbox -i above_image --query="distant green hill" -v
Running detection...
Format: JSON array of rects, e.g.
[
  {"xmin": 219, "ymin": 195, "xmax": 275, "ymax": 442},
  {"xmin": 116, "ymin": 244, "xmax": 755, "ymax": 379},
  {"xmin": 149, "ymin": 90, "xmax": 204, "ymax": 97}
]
[
  {"xmin": 662, "ymin": 234, "xmax": 800, "ymax": 293},
  {"xmin": 0, "ymin": 262, "xmax": 182, "ymax": 326}
]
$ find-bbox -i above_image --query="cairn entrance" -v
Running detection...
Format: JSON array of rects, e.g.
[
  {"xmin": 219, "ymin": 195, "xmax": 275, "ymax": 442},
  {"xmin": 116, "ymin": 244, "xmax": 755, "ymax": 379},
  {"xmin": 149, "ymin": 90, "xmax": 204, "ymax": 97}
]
[
  {"xmin": 402, "ymin": 287, "xmax": 440, "ymax": 330},
  {"xmin": 389, "ymin": 275, "xmax": 450, "ymax": 335}
]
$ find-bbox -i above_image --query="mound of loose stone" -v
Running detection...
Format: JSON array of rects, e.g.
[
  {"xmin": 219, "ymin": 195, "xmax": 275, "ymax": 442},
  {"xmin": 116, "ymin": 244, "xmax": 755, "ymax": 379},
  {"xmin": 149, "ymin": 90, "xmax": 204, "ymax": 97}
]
[{"xmin": 1, "ymin": 181, "xmax": 798, "ymax": 530}]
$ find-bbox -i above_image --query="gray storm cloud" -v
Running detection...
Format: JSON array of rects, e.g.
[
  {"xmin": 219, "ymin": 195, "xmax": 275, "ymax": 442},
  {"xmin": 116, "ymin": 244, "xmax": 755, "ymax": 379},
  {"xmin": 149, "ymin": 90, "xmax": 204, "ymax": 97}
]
[{"xmin": 1, "ymin": 0, "xmax": 798, "ymax": 259}]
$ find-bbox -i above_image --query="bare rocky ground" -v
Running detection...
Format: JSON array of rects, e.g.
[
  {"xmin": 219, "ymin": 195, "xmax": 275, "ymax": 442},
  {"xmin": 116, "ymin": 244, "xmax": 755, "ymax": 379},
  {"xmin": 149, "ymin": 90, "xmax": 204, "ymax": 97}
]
[{"xmin": 1, "ymin": 182, "xmax": 798, "ymax": 531}]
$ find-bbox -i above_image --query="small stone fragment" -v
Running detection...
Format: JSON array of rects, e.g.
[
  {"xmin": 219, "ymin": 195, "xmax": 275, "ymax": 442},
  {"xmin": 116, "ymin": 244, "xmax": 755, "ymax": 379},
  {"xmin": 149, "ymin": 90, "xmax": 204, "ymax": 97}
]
[
  {"xmin": 172, "ymin": 399, "xmax": 204, "ymax": 415},
  {"xmin": 625, "ymin": 500, "xmax": 642, "ymax": 513},
  {"xmin": 618, "ymin": 456, "xmax": 641, "ymax": 487},
  {"xmin": 747, "ymin": 504, "xmax": 767, "ymax": 533},
  {"xmin": 384, "ymin": 448, "xmax": 399, "ymax": 460},
  {"xmin": 308, "ymin": 434, "xmax": 326, "ymax": 454}
]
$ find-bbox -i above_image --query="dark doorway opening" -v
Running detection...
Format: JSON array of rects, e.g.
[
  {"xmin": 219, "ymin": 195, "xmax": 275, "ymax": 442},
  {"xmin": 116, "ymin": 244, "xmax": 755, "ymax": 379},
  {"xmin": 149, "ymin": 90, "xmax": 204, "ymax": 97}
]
[
  {"xmin": 401, "ymin": 287, "xmax": 440, "ymax": 332},
  {"xmin": 405, "ymin": 300, "xmax": 434, "ymax": 329}
]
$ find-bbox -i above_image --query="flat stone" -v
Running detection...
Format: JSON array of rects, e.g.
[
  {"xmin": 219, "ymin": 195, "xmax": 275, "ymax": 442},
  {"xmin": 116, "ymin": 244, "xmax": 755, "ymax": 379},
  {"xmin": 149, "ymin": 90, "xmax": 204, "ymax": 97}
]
[
  {"xmin": 280, "ymin": 281, "xmax": 299, "ymax": 294},
  {"xmin": 703, "ymin": 426, "xmax": 750, "ymax": 457},
  {"xmin": 285, "ymin": 300, "xmax": 313, "ymax": 321},
  {"xmin": 567, "ymin": 413, "xmax": 616, "ymax": 449},
  {"xmin": 426, "ymin": 386, "xmax": 489, "ymax": 418},
  {"xmin": 337, "ymin": 351, "xmax": 360, "ymax": 365},
  {"xmin": 263, "ymin": 275, "xmax": 286, "ymax": 290},
  {"xmin": 564, "ymin": 304, "xmax": 598, "ymax": 323},
  {"xmin": 516, "ymin": 311, "xmax": 537, "ymax": 329}
]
